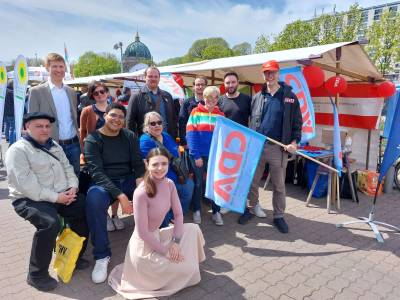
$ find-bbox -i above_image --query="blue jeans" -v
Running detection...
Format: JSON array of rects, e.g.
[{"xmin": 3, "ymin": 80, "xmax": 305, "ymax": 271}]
[
  {"xmin": 176, "ymin": 178, "xmax": 194, "ymax": 214},
  {"xmin": 4, "ymin": 116, "xmax": 15, "ymax": 144},
  {"xmin": 60, "ymin": 141, "xmax": 81, "ymax": 176},
  {"xmin": 86, "ymin": 176, "xmax": 135, "ymax": 260},
  {"xmin": 190, "ymin": 156, "xmax": 220, "ymax": 214},
  {"xmin": 160, "ymin": 178, "xmax": 194, "ymax": 228}
]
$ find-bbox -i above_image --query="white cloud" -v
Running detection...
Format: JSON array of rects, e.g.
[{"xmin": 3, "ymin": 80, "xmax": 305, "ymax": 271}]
[{"xmin": 0, "ymin": 0, "xmax": 388, "ymax": 64}]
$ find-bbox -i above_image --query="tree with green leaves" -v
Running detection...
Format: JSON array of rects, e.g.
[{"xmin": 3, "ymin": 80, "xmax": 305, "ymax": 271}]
[
  {"xmin": 201, "ymin": 44, "xmax": 233, "ymax": 59},
  {"xmin": 158, "ymin": 56, "xmax": 184, "ymax": 66},
  {"xmin": 159, "ymin": 37, "xmax": 250, "ymax": 66},
  {"xmin": 187, "ymin": 37, "xmax": 231, "ymax": 60},
  {"xmin": 366, "ymin": 9, "xmax": 400, "ymax": 76},
  {"xmin": 254, "ymin": 34, "xmax": 273, "ymax": 54},
  {"xmin": 341, "ymin": 4, "xmax": 363, "ymax": 41},
  {"xmin": 232, "ymin": 42, "xmax": 252, "ymax": 55},
  {"xmin": 254, "ymin": 3, "xmax": 363, "ymax": 53},
  {"xmin": 74, "ymin": 51, "xmax": 120, "ymax": 77},
  {"xmin": 271, "ymin": 20, "xmax": 320, "ymax": 51}
]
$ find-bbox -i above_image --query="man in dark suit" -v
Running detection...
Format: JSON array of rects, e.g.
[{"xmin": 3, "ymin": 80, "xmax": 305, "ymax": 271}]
[
  {"xmin": 178, "ymin": 76, "xmax": 207, "ymax": 147},
  {"xmin": 28, "ymin": 53, "xmax": 80, "ymax": 175},
  {"xmin": 126, "ymin": 66, "xmax": 178, "ymax": 138}
]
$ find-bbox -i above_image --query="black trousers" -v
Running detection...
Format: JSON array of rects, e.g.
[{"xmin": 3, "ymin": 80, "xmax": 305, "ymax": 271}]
[{"xmin": 12, "ymin": 195, "xmax": 89, "ymax": 279}]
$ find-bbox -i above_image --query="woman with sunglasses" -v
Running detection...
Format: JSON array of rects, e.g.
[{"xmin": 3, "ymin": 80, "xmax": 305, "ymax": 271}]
[
  {"xmin": 80, "ymin": 81, "xmax": 109, "ymax": 148},
  {"xmin": 80, "ymin": 81, "xmax": 125, "ymax": 232},
  {"xmin": 140, "ymin": 111, "xmax": 194, "ymax": 225}
]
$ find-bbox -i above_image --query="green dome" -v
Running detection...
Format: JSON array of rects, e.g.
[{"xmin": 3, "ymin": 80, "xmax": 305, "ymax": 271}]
[{"xmin": 124, "ymin": 32, "xmax": 152, "ymax": 60}]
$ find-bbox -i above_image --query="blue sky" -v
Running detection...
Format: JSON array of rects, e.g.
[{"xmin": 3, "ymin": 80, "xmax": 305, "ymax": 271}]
[{"xmin": 0, "ymin": 0, "xmax": 390, "ymax": 65}]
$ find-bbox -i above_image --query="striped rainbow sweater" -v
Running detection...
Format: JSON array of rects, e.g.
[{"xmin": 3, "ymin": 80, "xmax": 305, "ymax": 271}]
[{"xmin": 186, "ymin": 103, "xmax": 224, "ymax": 159}]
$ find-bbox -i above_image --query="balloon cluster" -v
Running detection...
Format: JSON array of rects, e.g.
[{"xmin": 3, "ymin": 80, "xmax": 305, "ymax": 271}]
[{"xmin": 302, "ymin": 65, "xmax": 396, "ymax": 97}]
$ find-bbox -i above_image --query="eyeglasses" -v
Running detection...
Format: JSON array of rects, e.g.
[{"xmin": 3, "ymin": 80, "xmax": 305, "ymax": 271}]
[
  {"xmin": 107, "ymin": 112, "xmax": 125, "ymax": 120},
  {"xmin": 93, "ymin": 89, "xmax": 106, "ymax": 97},
  {"xmin": 149, "ymin": 120, "xmax": 163, "ymax": 126}
]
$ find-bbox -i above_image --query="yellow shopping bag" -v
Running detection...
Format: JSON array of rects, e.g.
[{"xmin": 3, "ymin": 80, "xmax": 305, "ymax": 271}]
[{"xmin": 53, "ymin": 227, "xmax": 86, "ymax": 283}]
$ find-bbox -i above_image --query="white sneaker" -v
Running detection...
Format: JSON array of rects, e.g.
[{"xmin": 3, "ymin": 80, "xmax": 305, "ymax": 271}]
[
  {"xmin": 219, "ymin": 207, "xmax": 230, "ymax": 214},
  {"xmin": 112, "ymin": 216, "xmax": 125, "ymax": 230},
  {"xmin": 92, "ymin": 256, "xmax": 110, "ymax": 284},
  {"xmin": 106, "ymin": 215, "xmax": 116, "ymax": 232},
  {"xmin": 212, "ymin": 212, "xmax": 224, "ymax": 226},
  {"xmin": 252, "ymin": 203, "xmax": 267, "ymax": 218},
  {"xmin": 193, "ymin": 211, "xmax": 201, "ymax": 224}
]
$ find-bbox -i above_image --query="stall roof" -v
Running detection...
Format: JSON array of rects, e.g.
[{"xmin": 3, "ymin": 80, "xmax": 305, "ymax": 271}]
[{"xmin": 65, "ymin": 41, "xmax": 383, "ymax": 87}]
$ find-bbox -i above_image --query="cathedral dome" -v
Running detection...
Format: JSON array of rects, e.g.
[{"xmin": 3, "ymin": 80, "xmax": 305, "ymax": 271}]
[{"xmin": 124, "ymin": 32, "xmax": 152, "ymax": 60}]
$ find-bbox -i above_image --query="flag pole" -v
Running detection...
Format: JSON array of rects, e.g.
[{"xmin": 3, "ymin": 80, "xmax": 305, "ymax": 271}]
[
  {"xmin": 336, "ymin": 179, "xmax": 400, "ymax": 243},
  {"xmin": 266, "ymin": 137, "xmax": 339, "ymax": 174},
  {"xmin": 337, "ymin": 87, "xmax": 400, "ymax": 243}
]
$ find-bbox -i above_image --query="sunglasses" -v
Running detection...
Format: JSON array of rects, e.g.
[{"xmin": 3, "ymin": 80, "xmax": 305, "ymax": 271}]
[
  {"xmin": 149, "ymin": 120, "xmax": 163, "ymax": 127},
  {"xmin": 93, "ymin": 89, "xmax": 106, "ymax": 97}
]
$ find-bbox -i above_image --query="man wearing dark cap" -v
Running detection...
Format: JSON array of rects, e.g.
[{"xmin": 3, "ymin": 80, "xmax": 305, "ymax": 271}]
[
  {"xmin": 245, "ymin": 60, "xmax": 302, "ymax": 232},
  {"xmin": 5, "ymin": 112, "xmax": 89, "ymax": 291}
]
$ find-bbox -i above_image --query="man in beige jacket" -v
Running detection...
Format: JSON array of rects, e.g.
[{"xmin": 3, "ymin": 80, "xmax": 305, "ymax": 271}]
[{"xmin": 5, "ymin": 112, "xmax": 89, "ymax": 291}]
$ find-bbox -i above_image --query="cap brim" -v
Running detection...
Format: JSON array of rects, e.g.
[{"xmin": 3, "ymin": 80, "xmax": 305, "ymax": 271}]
[{"xmin": 262, "ymin": 67, "xmax": 279, "ymax": 72}]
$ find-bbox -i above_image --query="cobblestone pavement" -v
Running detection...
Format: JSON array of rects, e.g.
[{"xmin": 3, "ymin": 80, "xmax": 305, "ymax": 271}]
[{"xmin": 1, "ymin": 150, "xmax": 399, "ymax": 299}]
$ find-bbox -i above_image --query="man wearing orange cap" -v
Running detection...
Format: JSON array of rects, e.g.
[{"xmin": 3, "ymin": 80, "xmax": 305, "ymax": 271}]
[{"xmin": 246, "ymin": 60, "xmax": 302, "ymax": 233}]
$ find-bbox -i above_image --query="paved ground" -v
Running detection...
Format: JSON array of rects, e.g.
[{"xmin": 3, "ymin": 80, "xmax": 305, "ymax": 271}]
[{"xmin": 1, "ymin": 144, "xmax": 400, "ymax": 300}]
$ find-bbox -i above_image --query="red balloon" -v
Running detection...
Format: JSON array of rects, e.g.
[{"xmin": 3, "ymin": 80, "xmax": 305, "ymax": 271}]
[
  {"xmin": 303, "ymin": 65, "xmax": 325, "ymax": 88},
  {"xmin": 219, "ymin": 83, "xmax": 226, "ymax": 94},
  {"xmin": 253, "ymin": 84, "xmax": 263, "ymax": 93},
  {"xmin": 377, "ymin": 81, "xmax": 396, "ymax": 97},
  {"xmin": 324, "ymin": 76, "xmax": 348, "ymax": 95},
  {"xmin": 172, "ymin": 73, "xmax": 184, "ymax": 88}
]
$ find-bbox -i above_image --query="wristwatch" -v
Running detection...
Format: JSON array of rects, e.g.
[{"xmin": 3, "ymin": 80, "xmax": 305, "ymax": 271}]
[{"xmin": 172, "ymin": 237, "xmax": 181, "ymax": 244}]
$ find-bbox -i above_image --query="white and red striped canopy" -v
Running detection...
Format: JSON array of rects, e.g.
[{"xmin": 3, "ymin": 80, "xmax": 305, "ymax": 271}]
[{"xmin": 310, "ymin": 83, "xmax": 384, "ymax": 130}]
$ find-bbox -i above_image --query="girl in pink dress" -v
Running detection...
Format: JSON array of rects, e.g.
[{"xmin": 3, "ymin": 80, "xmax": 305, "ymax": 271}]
[{"xmin": 108, "ymin": 147, "xmax": 205, "ymax": 299}]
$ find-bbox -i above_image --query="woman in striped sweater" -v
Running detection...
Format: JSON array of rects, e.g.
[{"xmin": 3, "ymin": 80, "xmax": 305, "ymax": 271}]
[{"xmin": 186, "ymin": 86, "xmax": 225, "ymax": 226}]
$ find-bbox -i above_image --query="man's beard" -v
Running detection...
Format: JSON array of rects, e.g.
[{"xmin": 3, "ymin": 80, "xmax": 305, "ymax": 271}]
[{"xmin": 227, "ymin": 87, "xmax": 237, "ymax": 95}]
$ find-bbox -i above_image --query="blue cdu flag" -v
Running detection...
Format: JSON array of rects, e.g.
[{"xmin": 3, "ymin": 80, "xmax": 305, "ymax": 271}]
[
  {"xmin": 379, "ymin": 96, "xmax": 400, "ymax": 182},
  {"xmin": 205, "ymin": 117, "xmax": 266, "ymax": 214}
]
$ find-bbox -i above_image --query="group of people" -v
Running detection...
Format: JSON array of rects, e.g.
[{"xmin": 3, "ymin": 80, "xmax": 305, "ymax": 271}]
[{"xmin": 4, "ymin": 51, "xmax": 302, "ymax": 299}]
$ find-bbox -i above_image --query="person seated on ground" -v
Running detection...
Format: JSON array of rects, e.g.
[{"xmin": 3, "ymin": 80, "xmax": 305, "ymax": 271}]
[
  {"xmin": 5, "ymin": 112, "xmax": 89, "ymax": 292},
  {"xmin": 186, "ymin": 86, "xmax": 225, "ymax": 226},
  {"xmin": 108, "ymin": 147, "xmax": 205, "ymax": 299},
  {"xmin": 140, "ymin": 111, "xmax": 194, "ymax": 225},
  {"xmin": 80, "ymin": 81, "xmax": 124, "ymax": 232},
  {"xmin": 84, "ymin": 102, "xmax": 145, "ymax": 284}
]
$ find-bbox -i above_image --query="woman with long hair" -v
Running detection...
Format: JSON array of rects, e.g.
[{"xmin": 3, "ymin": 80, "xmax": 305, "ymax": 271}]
[
  {"xmin": 140, "ymin": 111, "xmax": 194, "ymax": 224},
  {"xmin": 108, "ymin": 148, "xmax": 205, "ymax": 299}
]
